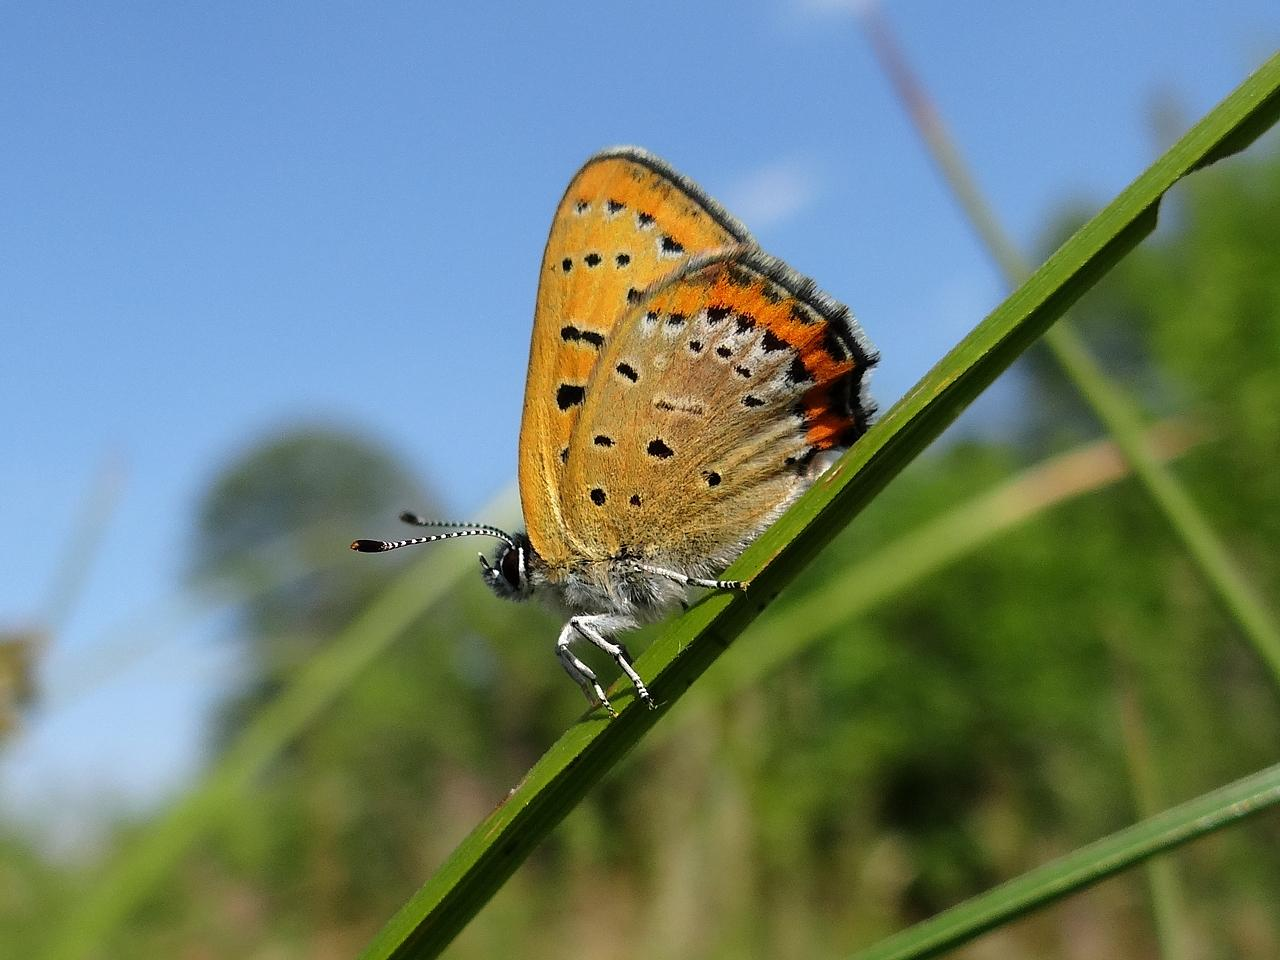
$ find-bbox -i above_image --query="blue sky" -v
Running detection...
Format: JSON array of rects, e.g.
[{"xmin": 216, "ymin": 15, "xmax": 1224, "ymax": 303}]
[{"xmin": 2, "ymin": 2, "xmax": 1278, "ymax": 842}]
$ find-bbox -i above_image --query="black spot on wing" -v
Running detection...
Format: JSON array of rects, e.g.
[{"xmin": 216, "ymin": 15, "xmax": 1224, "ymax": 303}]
[
  {"xmin": 584, "ymin": 252, "xmax": 602, "ymax": 268},
  {"xmin": 703, "ymin": 470, "xmax": 721, "ymax": 486},
  {"xmin": 637, "ymin": 211, "xmax": 655, "ymax": 228},
  {"xmin": 705, "ymin": 305, "xmax": 731, "ymax": 325},
  {"xmin": 734, "ymin": 365, "xmax": 752, "ymax": 378},
  {"xmin": 561, "ymin": 257, "xmax": 572, "ymax": 272},
  {"xmin": 556, "ymin": 383, "xmax": 585, "ymax": 409},
  {"xmin": 590, "ymin": 488, "xmax": 606, "ymax": 506},
  {"xmin": 607, "ymin": 198, "xmax": 625, "ymax": 214},
  {"xmin": 761, "ymin": 330, "xmax": 788, "ymax": 352},
  {"xmin": 787, "ymin": 356, "xmax": 813, "ymax": 385},
  {"xmin": 560, "ymin": 325, "xmax": 604, "ymax": 349},
  {"xmin": 688, "ymin": 339, "xmax": 703, "ymax": 353},
  {"xmin": 660, "ymin": 235, "xmax": 684, "ymax": 255},
  {"xmin": 716, "ymin": 346, "xmax": 732, "ymax": 359},
  {"xmin": 629, "ymin": 494, "xmax": 642, "ymax": 507},
  {"xmin": 593, "ymin": 435, "xmax": 614, "ymax": 447},
  {"xmin": 735, "ymin": 314, "xmax": 756, "ymax": 333},
  {"xmin": 616, "ymin": 362, "xmax": 639, "ymax": 382},
  {"xmin": 743, "ymin": 395, "xmax": 765, "ymax": 407},
  {"xmin": 626, "ymin": 287, "xmax": 642, "ymax": 304},
  {"xmin": 666, "ymin": 313, "xmax": 686, "ymax": 327},
  {"xmin": 647, "ymin": 438, "xmax": 674, "ymax": 459},
  {"xmin": 615, "ymin": 252, "xmax": 631, "ymax": 267}
]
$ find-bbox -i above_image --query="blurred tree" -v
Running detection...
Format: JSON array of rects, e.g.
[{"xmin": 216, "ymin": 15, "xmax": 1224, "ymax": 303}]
[
  {"xmin": 194, "ymin": 427, "xmax": 432, "ymax": 633},
  {"xmin": 191, "ymin": 426, "xmax": 436, "ymax": 738}
]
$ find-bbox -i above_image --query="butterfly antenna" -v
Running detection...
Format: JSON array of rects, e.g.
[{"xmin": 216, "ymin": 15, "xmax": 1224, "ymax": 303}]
[{"xmin": 350, "ymin": 512, "xmax": 516, "ymax": 554}]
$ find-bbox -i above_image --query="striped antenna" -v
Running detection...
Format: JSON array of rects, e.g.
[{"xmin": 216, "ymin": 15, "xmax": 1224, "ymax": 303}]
[{"xmin": 350, "ymin": 512, "xmax": 516, "ymax": 554}]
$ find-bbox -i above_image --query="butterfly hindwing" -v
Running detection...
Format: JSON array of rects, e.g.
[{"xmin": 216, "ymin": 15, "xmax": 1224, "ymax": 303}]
[
  {"xmin": 559, "ymin": 250, "xmax": 877, "ymax": 575},
  {"xmin": 518, "ymin": 148, "xmax": 752, "ymax": 567}
]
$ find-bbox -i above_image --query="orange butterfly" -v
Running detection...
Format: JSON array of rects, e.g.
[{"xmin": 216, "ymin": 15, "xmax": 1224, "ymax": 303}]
[{"xmin": 354, "ymin": 147, "xmax": 877, "ymax": 715}]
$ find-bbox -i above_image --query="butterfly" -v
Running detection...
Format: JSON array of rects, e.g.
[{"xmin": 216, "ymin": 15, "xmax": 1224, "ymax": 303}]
[{"xmin": 353, "ymin": 147, "xmax": 877, "ymax": 715}]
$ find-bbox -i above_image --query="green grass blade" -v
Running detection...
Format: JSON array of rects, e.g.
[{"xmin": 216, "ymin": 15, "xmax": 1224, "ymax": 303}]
[
  {"xmin": 357, "ymin": 52, "xmax": 1280, "ymax": 960},
  {"xmin": 847, "ymin": 761, "xmax": 1280, "ymax": 960},
  {"xmin": 864, "ymin": 10, "xmax": 1280, "ymax": 684}
]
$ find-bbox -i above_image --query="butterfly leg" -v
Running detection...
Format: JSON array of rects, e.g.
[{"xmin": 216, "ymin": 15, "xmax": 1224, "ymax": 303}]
[
  {"xmin": 640, "ymin": 563, "xmax": 744, "ymax": 591},
  {"xmin": 555, "ymin": 622, "xmax": 615, "ymax": 716},
  {"xmin": 570, "ymin": 614, "xmax": 655, "ymax": 711}
]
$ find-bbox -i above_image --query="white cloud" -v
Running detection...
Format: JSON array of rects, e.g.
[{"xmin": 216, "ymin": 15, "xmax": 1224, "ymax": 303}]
[{"xmin": 722, "ymin": 158, "xmax": 820, "ymax": 231}]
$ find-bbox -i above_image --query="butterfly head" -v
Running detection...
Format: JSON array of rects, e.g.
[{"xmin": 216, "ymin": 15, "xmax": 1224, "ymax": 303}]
[
  {"xmin": 479, "ymin": 531, "xmax": 537, "ymax": 601},
  {"xmin": 352, "ymin": 514, "xmax": 539, "ymax": 601}
]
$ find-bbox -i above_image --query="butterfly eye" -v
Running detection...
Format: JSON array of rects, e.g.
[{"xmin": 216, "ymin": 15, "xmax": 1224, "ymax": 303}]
[{"xmin": 499, "ymin": 544, "xmax": 523, "ymax": 589}]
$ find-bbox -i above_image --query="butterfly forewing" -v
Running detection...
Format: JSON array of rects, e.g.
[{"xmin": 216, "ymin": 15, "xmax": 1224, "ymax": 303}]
[
  {"xmin": 559, "ymin": 250, "xmax": 877, "ymax": 575},
  {"xmin": 519, "ymin": 148, "xmax": 752, "ymax": 567}
]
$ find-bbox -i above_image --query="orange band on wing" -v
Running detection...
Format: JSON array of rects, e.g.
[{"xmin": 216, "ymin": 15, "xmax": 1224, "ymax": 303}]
[{"xmin": 698, "ymin": 270, "xmax": 867, "ymax": 449}]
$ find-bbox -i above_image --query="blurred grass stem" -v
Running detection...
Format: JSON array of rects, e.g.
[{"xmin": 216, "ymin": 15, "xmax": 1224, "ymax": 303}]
[{"xmin": 1113, "ymin": 650, "xmax": 1193, "ymax": 960}]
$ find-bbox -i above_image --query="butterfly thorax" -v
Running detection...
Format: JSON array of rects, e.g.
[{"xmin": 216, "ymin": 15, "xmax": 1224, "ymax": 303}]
[{"xmin": 541, "ymin": 544, "xmax": 691, "ymax": 621}]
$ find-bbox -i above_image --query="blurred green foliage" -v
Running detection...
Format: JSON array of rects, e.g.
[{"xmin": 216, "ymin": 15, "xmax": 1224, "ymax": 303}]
[{"xmin": 3, "ymin": 145, "xmax": 1280, "ymax": 959}]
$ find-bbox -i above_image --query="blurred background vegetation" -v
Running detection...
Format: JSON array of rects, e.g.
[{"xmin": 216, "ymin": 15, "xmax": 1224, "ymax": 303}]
[{"xmin": 3, "ymin": 111, "xmax": 1280, "ymax": 960}]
